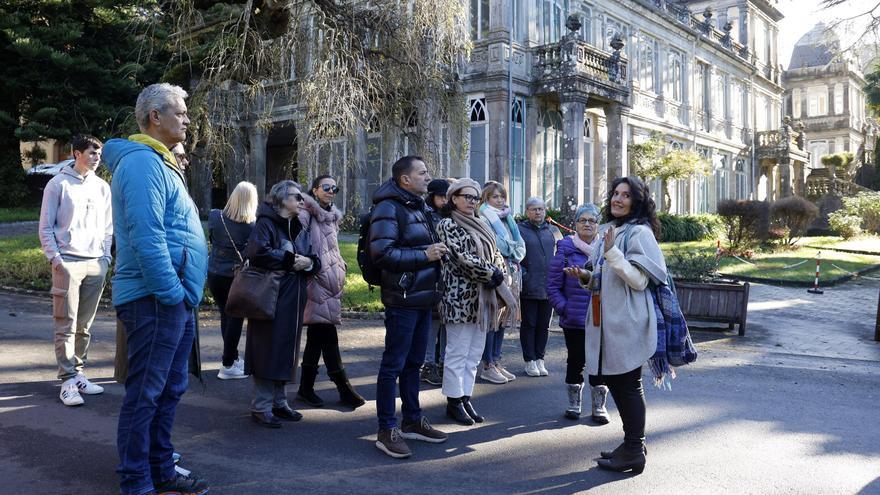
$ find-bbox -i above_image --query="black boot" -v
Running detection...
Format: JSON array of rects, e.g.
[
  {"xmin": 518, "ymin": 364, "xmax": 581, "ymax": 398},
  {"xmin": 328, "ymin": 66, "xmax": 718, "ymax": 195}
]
[
  {"xmin": 601, "ymin": 442, "xmax": 647, "ymax": 459},
  {"xmin": 461, "ymin": 396, "xmax": 484, "ymax": 423},
  {"xmin": 597, "ymin": 441, "xmax": 646, "ymax": 474},
  {"xmin": 446, "ymin": 397, "xmax": 475, "ymax": 426},
  {"xmin": 328, "ymin": 369, "xmax": 365, "ymax": 409},
  {"xmin": 296, "ymin": 365, "xmax": 324, "ymax": 407}
]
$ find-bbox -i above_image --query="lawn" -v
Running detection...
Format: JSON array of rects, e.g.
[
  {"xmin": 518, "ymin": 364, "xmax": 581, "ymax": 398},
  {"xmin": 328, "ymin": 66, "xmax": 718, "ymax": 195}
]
[
  {"xmin": 798, "ymin": 235, "xmax": 880, "ymax": 254},
  {"xmin": 3, "ymin": 235, "xmax": 877, "ymax": 308},
  {"xmin": 662, "ymin": 238, "xmax": 880, "ymax": 283},
  {"xmin": 0, "ymin": 207, "xmax": 41, "ymax": 223}
]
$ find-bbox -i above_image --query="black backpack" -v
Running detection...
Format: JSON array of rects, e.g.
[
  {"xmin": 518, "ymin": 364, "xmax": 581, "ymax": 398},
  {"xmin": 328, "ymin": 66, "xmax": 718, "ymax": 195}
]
[
  {"xmin": 356, "ymin": 207, "xmax": 382, "ymax": 288},
  {"xmin": 357, "ymin": 202, "xmax": 411, "ymax": 289}
]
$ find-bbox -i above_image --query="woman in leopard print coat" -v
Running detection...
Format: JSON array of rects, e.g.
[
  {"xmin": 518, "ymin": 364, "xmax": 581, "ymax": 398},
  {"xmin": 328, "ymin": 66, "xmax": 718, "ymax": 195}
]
[{"xmin": 436, "ymin": 178, "xmax": 512, "ymax": 426}]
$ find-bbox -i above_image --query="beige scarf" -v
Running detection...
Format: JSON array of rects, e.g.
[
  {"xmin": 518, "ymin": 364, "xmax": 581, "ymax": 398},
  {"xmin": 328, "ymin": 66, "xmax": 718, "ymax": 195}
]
[{"xmin": 450, "ymin": 210, "xmax": 516, "ymax": 332}]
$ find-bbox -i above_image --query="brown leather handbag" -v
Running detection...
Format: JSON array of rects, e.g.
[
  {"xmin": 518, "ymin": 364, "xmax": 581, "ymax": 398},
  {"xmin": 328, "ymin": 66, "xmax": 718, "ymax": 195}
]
[
  {"xmin": 219, "ymin": 215, "xmax": 283, "ymax": 320},
  {"xmin": 225, "ymin": 260, "xmax": 283, "ymax": 320}
]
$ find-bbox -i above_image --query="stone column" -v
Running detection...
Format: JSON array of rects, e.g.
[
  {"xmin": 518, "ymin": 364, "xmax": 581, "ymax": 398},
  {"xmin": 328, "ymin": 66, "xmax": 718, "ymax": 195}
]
[
  {"xmin": 186, "ymin": 145, "xmax": 212, "ymax": 216},
  {"xmin": 225, "ymin": 128, "xmax": 248, "ymax": 195},
  {"xmin": 247, "ymin": 125, "xmax": 268, "ymax": 197},
  {"xmin": 486, "ymin": 92, "xmax": 509, "ymax": 185},
  {"xmin": 605, "ymin": 103, "xmax": 629, "ymax": 182},
  {"xmin": 560, "ymin": 96, "xmax": 586, "ymax": 217}
]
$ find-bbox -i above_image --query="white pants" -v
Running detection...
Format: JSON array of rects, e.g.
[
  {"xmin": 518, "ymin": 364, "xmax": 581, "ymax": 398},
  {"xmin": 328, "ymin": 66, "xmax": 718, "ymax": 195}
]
[{"xmin": 442, "ymin": 323, "xmax": 487, "ymax": 398}]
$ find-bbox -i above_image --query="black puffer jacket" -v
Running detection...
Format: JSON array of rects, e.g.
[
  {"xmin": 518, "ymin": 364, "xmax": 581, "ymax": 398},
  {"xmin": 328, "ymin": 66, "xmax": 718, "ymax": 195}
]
[{"xmin": 369, "ymin": 179, "xmax": 441, "ymax": 309}]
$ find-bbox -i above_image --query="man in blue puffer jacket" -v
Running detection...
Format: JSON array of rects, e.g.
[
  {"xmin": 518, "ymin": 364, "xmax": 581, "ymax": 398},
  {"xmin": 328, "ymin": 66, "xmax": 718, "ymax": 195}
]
[{"xmin": 103, "ymin": 83, "xmax": 209, "ymax": 495}]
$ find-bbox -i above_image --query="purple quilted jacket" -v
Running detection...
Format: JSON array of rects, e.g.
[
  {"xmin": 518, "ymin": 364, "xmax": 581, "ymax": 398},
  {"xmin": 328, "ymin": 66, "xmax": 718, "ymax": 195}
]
[{"xmin": 547, "ymin": 236, "xmax": 593, "ymax": 330}]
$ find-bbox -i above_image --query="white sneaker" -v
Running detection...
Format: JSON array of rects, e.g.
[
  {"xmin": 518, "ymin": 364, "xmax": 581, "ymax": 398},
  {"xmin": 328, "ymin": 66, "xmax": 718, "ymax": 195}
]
[
  {"xmin": 496, "ymin": 364, "xmax": 516, "ymax": 381},
  {"xmin": 233, "ymin": 357, "xmax": 245, "ymax": 371},
  {"xmin": 525, "ymin": 360, "xmax": 541, "ymax": 377},
  {"xmin": 218, "ymin": 363, "xmax": 248, "ymax": 380},
  {"xmin": 60, "ymin": 379, "xmax": 84, "ymax": 406},
  {"xmin": 75, "ymin": 373, "xmax": 104, "ymax": 395},
  {"xmin": 479, "ymin": 364, "xmax": 508, "ymax": 384},
  {"xmin": 536, "ymin": 359, "xmax": 549, "ymax": 376}
]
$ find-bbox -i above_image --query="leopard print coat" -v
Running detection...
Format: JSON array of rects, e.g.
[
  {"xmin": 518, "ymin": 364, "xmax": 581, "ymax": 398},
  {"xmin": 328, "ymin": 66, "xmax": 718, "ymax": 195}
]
[{"xmin": 437, "ymin": 216, "xmax": 506, "ymax": 326}]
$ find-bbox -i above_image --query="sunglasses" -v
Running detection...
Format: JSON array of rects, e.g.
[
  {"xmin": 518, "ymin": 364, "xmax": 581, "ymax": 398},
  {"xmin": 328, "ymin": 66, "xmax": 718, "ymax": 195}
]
[
  {"xmin": 455, "ymin": 193, "xmax": 480, "ymax": 204},
  {"xmin": 288, "ymin": 192, "xmax": 304, "ymax": 202},
  {"xmin": 320, "ymin": 184, "xmax": 340, "ymax": 194}
]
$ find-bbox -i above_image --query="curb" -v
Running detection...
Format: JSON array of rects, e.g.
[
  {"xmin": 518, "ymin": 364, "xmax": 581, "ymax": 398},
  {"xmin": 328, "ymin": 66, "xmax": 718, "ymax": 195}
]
[
  {"xmin": 720, "ymin": 263, "xmax": 880, "ymax": 288},
  {"xmin": 803, "ymin": 245, "xmax": 880, "ymax": 256},
  {"xmin": 1, "ymin": 286, "xmax": 385, "ymax": 320}
]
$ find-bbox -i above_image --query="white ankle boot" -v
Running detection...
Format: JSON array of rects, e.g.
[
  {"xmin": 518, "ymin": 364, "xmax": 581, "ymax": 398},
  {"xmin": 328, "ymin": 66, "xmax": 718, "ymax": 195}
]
[
  {"xmin": 565, "ymin": 383, "xmax": 583, "ymax": 419},
  {"xmin": 591, "ymin": 385, "xmax": 610, "ymax": 424}
]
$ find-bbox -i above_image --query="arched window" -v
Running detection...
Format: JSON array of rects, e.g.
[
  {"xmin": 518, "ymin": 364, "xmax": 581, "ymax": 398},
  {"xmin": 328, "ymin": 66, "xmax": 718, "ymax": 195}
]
[
  {"xmin": 537, "ymin": 109, "xmax": 563, "ymax": 207},
  {"xmin": 511, "ymin": 98, "xmax": 525, "ymax": 212},
  {"xmin": 469, "ymin": 97, "xmax": 489, "ymax": 185}
]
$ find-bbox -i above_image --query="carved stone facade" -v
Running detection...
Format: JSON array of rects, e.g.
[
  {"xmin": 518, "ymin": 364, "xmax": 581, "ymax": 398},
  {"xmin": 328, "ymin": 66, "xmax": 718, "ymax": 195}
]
[{"xmin": 234, "ymin": 0, "xmax": 791, "ymax": 217}]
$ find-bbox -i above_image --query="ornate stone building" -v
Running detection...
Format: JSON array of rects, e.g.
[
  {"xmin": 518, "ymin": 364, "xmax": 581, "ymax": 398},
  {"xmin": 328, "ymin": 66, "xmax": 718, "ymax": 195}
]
[
  {"xmin": 236, "ymin": 0, "xmax": 791, "ymax": 216},
  {"xmin": 782, "ymin": 22, "xmax": 875, "ymax": 196}
]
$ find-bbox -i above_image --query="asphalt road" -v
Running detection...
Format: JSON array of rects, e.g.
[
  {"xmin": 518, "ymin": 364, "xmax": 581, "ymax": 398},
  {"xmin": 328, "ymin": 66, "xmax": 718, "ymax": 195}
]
[{"xmin": 1, "ymin": 291, "xmax": 879, "ymax": 495}]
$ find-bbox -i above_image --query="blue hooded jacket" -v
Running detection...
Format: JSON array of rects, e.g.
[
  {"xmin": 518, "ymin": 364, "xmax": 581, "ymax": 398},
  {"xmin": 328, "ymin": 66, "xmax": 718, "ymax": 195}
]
[{"xmin": 103, "ymin": 137, "xmax": 208, "ymax": 308}]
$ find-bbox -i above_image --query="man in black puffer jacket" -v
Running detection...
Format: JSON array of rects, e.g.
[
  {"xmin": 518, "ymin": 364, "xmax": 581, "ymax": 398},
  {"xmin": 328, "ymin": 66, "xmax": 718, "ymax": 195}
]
[{"xmin": 370, "ymin": 156, "xmax": 449, "ymax": 459}]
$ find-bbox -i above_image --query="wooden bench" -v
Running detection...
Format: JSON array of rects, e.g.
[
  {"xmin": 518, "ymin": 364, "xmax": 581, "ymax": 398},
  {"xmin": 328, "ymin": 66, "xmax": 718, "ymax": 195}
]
[{"xmin": 675, "ymin": 280, "xmax": 750, "ymax": 336}]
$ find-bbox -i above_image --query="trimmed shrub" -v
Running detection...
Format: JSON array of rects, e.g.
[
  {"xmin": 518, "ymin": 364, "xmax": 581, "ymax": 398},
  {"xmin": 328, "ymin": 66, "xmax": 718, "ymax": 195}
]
[
  {"xmin": 828, "ymin": 212, "xmax": 862, "ymax": 239},
  {"xmin": 770, "ymin": 196, "xmax": 819, "ymax": 246},
  {"xmin": 717, "ymin": 199, "xmax": 770, "ymax": 254},
  {"xmin": 666, "ymin": 250, "xmax": 719, "ymax": 282},
  {"xmin": 658, "ymin": 213, "xmax": 723, "ymax": 242}
]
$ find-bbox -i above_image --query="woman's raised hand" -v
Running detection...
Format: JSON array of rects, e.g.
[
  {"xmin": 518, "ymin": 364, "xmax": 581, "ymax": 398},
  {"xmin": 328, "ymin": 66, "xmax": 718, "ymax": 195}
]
[{"xmin": 603, "ymin": 227, "xmax": 616, "ymax": 254}]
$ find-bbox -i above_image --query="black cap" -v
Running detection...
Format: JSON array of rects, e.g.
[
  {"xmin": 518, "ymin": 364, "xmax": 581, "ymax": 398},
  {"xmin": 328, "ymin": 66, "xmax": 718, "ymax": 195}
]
[{"xmin": 427, "ymin": 178, "xmax": 450, "ymax": 197}]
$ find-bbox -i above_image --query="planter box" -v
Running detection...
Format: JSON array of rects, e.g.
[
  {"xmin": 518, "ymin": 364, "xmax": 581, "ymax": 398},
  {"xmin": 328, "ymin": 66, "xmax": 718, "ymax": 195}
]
[{"xmin": 674, "ymin": 280, "xmax": 750, "ymax": 336}]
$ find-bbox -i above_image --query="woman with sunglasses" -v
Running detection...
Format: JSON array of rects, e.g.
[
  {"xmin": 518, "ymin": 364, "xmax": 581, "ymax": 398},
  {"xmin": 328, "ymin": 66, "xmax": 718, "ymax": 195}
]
[
  {"xmin": 547, "ymin": 203, "xmax": 609, "ymax": 423},
  {"xmin": 244, "ymin": 180, "xmax": 321, "ymax": 428},
  {"xmin": 296, "ymin": 175, "xmax": 365, "ymax": 409},
  {"xmin": 436, "ymin": 178, "xmax": 516, "ymax": 425}
]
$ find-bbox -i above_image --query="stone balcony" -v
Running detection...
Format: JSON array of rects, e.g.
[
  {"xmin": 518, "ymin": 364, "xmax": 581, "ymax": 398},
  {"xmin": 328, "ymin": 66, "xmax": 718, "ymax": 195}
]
[
  {"xmin": 532, "ymin": 35, "xmax": 630, "ymax": 105},
  {"xmin": 755, "ymin": 128, "xmax": 810, "ymax": 164}
]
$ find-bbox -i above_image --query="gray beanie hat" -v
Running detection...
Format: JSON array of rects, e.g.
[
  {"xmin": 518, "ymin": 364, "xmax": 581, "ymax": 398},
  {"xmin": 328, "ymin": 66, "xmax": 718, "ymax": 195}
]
[{"xmin": 446, "ymin": 177, "xmax": 482, "ymax": 200}]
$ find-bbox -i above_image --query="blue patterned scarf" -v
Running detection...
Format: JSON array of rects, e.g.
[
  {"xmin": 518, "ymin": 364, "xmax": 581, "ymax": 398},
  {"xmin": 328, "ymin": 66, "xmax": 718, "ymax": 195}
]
[{"xmin": 480, "ymin": 204, "xmax": 526, "ymax": 262}]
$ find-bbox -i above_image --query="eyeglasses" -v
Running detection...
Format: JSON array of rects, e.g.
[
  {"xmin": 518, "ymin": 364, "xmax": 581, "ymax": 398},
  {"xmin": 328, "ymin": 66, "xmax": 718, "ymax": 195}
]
[
  {"xmin": 288, "ymin": 193, "xmax": 304, "ymax": 202},
  {"xmin": 320, "ymin": 184, "xmax": 340, "ymax": 194},
  {"xmin": 576, "ymin": 218, "xmax": 599, "ymax": 225},
  {"xmin": 455, "ymin": 193, "xmax": 480, "ymax": 204}
]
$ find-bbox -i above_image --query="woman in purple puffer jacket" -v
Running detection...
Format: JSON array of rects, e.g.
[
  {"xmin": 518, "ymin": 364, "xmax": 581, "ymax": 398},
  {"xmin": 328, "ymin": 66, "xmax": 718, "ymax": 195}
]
[{"xmin": 547, "ymin": 203, "xmax": 608, "ymax": 424}]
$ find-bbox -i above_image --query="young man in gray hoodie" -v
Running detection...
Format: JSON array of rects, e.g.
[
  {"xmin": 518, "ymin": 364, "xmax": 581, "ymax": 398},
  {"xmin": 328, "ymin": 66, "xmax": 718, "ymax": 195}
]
[{"xmin": 38, "ymin": 134, "xmax": 113, "ymax": 407}]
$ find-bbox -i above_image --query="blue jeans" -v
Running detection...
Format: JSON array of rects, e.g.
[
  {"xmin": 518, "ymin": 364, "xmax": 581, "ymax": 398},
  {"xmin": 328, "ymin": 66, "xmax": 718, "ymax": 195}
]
[
  {"xmin": 481, "ymin": 326, "xmax": 505, "ymax": 365},
  {"xmin": 116, "ymin": 297, "xmax": 194, "ymax": 495},
  {"xmin": 377, "ymin": 307, "xmax": 430, "ymax": 430},
  {"xmin": 426, "ymin": 318, "xmax": 446, "ymax": 365}
]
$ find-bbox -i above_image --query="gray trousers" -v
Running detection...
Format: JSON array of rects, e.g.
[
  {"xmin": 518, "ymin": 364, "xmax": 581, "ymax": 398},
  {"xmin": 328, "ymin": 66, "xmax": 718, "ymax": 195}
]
[
  {"xmin": 251, "ymin": 377, "xmax": 289, "ymax": 413},
  {"xmin": 51, "ymin": 258, "xmax": 107, "ymax": 380}
]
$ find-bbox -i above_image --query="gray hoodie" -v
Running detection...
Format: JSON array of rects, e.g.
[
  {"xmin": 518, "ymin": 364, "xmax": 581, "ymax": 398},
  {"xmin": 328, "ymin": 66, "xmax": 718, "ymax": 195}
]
[{"xmin": 38, "ymin": 163, "xmax": 113, "ymax": 262}]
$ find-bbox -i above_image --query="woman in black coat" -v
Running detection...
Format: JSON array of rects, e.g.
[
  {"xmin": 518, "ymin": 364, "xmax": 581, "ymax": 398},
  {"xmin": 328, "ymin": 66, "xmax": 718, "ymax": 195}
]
[{"xmin": 244, "ymin": 180, "xmax": 320, "ymax": 428}]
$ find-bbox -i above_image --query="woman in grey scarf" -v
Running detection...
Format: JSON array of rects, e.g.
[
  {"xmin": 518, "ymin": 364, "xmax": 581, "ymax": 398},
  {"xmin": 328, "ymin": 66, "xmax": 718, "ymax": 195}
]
[{"xmin": 566, "ymin": 176, "xmax": 667, "ymax": 475}]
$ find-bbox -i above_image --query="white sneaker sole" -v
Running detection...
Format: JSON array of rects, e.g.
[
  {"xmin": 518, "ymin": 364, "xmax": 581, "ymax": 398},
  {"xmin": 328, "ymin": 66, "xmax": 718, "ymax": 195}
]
[
  {"xmin": 61, "ymin": 396, "xmax": 84, "ymax": 406},
  {"xmin": 399, "ymin": 431, "xmax": 448, "ymax": 444},
  {"xmin": 78, "ymin": 387, "xmax": 104, "ymax": 395},
  {"xmin": 479, "ymin": 373, "xmax": 507, "ymax": 384},
  {"xmin": 217, "ymin": 372, "xmax": 249, "ymax": 380},
  {"xmin": 375, "ymin": 441, "xmax": 411, "ymax": 459}
]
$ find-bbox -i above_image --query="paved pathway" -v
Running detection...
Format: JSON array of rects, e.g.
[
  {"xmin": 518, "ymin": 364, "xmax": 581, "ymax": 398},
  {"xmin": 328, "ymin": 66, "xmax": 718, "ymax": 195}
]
[{"xmin": 1, "ymin": 285, "xmax": 879, "ymax": 494}]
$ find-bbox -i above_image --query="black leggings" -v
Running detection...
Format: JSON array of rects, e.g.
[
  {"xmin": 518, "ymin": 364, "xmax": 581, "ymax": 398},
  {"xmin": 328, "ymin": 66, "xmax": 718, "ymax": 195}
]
[
  {"xmin": 300, "ymin": 323, "xmax": 343, "ymax": 372},
  {"xmin": 207, "ymin": 273, "xmax": 244, "ymax": 367},
  {"xmin": 562, "ymin": 327, "xmax": 608, "ymax": 387},
  {"xmin": 603, "ymin": 366, "xmax": 646, "ymax": 447}
]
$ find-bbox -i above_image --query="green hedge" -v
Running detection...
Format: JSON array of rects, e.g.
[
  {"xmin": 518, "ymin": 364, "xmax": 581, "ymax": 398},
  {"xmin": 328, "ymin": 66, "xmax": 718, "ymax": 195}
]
[{"xmin": 658, "ymin": 213, "xmax": 723, "ymax": 242}]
